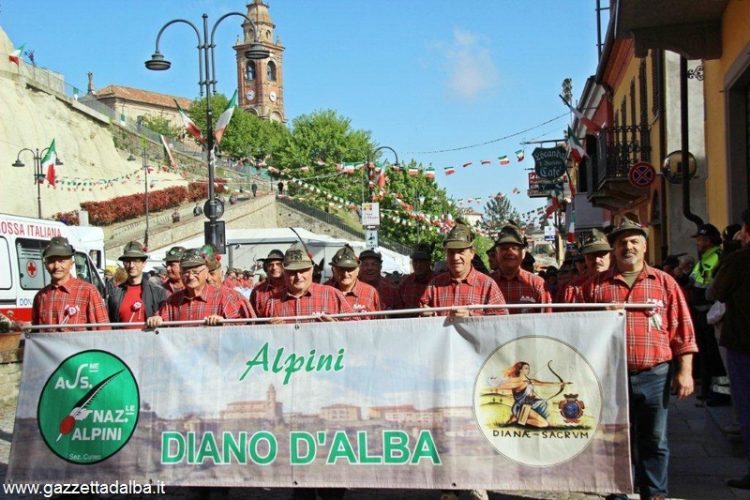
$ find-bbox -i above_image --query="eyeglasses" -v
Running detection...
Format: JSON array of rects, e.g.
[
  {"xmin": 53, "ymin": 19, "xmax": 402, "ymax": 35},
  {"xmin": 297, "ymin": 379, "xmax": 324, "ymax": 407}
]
[{"xmin": 181, "ymin": 267, "xmax": 207, "ymax": 277}]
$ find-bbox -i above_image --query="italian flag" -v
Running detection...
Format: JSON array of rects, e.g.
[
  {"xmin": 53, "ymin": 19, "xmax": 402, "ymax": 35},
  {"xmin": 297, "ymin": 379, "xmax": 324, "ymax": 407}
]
[
  {"xmin": 462, "ymin": 161, "xmax": 472, "ymax": 168},
  {"xmin": 499, "ymin": 155, "xmax": 510, "ymax": 166},
  {"xmin": 560, "ymin": 95, "xmax": 601, "ymax": 133},
  {"xmin": 444, "ymin": 166, "xmax": 455, "ymax": 176},
  {"xmin": 567, "ymin": 126, "xmax": 586, "ymax": 163},
  {"xmin": 567, "ymin": 210, "xmax": 576, "ymax": 243},
  {"xmin": 480, "ymin": 159, "xmax": 491, "ymax": 166},
  {"xmin": 515, "ymin": 150, "xmax": 525, "ymax": 161},
  {"xmin": 214, "ymin": 90, "xmax": 237, "ymax": 145},
  {"xmin": 8, "ymin": 44, "xmax": 24, "ymax": 65},
  {"xmin": 175, "ymin": 100, "xmax": 205, "ymax": 143},
  {"xmin": 41, "ymin": 139, "xmax": 57, "ymax": 187},
  {"xmin": 424, "ymin": 167, "xmax": 436, "ymax": 180},
  {"xmin": 161, "ymin": 135, "xmax": 177, "ymax": 168}
]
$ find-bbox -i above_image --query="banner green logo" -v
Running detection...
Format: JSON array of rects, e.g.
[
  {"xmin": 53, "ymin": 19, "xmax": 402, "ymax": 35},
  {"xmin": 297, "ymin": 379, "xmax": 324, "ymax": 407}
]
[{"xmin": 37, "ymin": 350, "xmax": 139, "ymax": 464}]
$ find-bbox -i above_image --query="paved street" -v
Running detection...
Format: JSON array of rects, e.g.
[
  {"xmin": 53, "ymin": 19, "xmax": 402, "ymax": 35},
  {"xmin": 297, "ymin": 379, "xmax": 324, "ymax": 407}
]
[{"xmin": 2, "ymin": 391, "xmax": 750, "ymax": 499}]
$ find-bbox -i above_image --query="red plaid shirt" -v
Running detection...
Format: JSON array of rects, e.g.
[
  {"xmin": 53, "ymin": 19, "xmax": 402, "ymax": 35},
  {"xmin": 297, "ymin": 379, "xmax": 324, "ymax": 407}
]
[
  {"xmin": 158, "ymin": 285, "xmax": 244, "ymax": 322},
  {"xmin": 557, "ymin": 274, "xmax": 588, "ymax": 304},
  {"xmin": 581, "ymin": 264, "xmax": 697, "ymax": 371},
  {"xmin": 162, "ymin": 279, "xmax": 184, "ymax": 295},
  {"xmin": 371, "ymin": 277, "xmax": 403, "ymax": 310},
  {"xmin": 250, "ymin": 280, "xmax": 284, "ymax": 317},
  {"xmin": 220, "ymin": 285, "xmax": 257, "ymax": 318},
  {"xmin": 323, "ymin": 278, "xmax": 381, "ymax": 317},
  {"xmin": 32, "ymin": 278, "xmax": 109, "ymax": 331},
  {"xmin": 420, "ymin": 267, "xmax": 507, "ymax": 316},
  {"xmin": 263, "ymin": 282, "xmax": 354, "ymax": 323},
  {"xmin": 399, "ymin": 272, "xmax": 433, "ymax": 310},
  {"xmin": 491, "ymin": 268, "xmax": 552, "ymax": 313}
]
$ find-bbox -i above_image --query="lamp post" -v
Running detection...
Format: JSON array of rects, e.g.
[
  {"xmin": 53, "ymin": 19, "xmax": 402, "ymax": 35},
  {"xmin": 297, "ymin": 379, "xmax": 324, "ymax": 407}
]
[
  {"xmin": 365, "ymin": 145, "xmax": 400, "ymax": 202},
  {"xmin": 145, "ymin": 12, "xmax": 270, "ymax": 253},
  {"xmin": 142, "ymin": 148, "xmax": 150, "ymax": 249},
  {"xmin": 416, "ymin": 194, "xmax": 426, "ymax": 241},
  {"xmin": 361, "ymin": 146, "xmax": 399, "ymax": 249},
  {"xmin": 12, "ymin": 146, "xmax": 63, "ymax": 218}
]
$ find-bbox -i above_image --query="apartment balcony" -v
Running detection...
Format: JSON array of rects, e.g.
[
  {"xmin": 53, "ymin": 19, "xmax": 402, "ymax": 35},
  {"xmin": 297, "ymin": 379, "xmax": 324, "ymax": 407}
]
[{"xmin": 587, "ymin": 125, "xmax": 651, "ymax": 210}]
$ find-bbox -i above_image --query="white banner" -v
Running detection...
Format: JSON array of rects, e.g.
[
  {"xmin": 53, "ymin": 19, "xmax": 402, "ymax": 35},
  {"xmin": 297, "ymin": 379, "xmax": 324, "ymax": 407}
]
[{"xmin": 8, "ymin": 311, "xmax": 631, "ymax": 493}]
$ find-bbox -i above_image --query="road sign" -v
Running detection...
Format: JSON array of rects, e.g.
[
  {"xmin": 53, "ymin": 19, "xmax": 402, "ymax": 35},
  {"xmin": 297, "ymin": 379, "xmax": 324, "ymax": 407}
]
[
  {"xmin": 361, "ymin": 203, "xmax": 380, "ymax": 227},
  {"xmin": 533, "ymin": 146, "xmax": 567, "ymax": 180},
  {"xmin": 628, "ymin": 161, "xmax": 657, "ymax": 188},
  {"xmin": 365, "ymin": 229, "xmax": 378, "ymax": 250}
]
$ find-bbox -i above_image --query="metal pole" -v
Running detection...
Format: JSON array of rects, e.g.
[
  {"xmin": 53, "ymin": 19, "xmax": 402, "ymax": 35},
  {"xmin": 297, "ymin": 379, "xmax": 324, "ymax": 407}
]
[
  {"xmin": 203, "ymin": 14, "xmax": 219, "ymax": 251},
  {"xmin": 35, "ymin": 149, "xmax": 42, "ymax": 218},
  {"xmin": 143, "ymin": 148, "xmax": 150, "ymax": 247}
]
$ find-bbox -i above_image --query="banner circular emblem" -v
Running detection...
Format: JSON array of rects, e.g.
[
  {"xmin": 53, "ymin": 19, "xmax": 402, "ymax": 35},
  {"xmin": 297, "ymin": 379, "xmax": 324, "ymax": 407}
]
[
  {"xmin": 37, "ymin": 350, "xmax": 139, "ymax": 464},
  {"xmin": 473, "ymin": 337, "xmax": 602, "ymax": 466}
]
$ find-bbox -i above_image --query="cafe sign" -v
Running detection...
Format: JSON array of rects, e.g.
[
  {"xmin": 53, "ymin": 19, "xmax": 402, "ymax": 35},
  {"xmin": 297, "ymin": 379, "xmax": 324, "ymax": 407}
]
[{"xmin": 533, "ymin": 146, "xmax": 567, "ymax": 180}]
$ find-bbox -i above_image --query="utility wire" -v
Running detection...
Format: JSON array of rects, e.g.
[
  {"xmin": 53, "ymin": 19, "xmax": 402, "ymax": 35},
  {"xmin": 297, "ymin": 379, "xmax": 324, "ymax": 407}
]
[{"xmin": 404, "ymin": 113, "xmax": 569, "ymax": 154}]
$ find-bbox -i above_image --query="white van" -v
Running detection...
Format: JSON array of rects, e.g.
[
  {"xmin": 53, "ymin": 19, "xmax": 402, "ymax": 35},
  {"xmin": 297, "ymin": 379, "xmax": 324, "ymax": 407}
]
[{"xmin": 0, "ymin": 213, "xmax": 107, "ymax": 323}]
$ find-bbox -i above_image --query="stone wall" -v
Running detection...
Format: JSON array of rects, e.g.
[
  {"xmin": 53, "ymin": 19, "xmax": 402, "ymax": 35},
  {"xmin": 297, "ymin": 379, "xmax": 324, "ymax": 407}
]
[{"xmin": 106, "ymin": 194, "xmax": 277, "ymax": 256}]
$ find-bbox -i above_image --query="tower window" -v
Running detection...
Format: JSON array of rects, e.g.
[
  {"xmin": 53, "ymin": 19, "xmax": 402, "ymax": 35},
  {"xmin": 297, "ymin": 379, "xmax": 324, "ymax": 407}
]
[
  {"xmin": 246, "ymin": 62, "xmax": 255, "ymax": 81},
  {"xmin": 267, "ymin": 61, "xmax": 277, "ymax": 82}
]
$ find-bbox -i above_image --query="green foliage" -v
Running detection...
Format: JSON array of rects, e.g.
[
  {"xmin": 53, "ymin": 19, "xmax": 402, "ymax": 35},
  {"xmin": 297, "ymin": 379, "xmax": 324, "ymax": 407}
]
[
  {"xmin": 140, "ymin": 114, "xmax": 180, "ymax": 138},
  {"xmin": 186, "ymin": 101, "xmax": 458, "ymax": 249},
  {"xmin": 479, "ymin": 196, "xmax": 520, "ymax": 236}
]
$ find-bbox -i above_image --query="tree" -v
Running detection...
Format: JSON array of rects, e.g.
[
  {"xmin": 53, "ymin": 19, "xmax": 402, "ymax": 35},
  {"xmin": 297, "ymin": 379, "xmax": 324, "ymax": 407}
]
[
  {"xmin": 479, "ymin": 196, "xmax": 520, "ymax": 236},
  {"xmin": 187, "ymin": 94, "xmax": 290, "ymax": 160},
  {"xmin": 140, "ymin": 114, "xmax": 180, "ymax": 138}
]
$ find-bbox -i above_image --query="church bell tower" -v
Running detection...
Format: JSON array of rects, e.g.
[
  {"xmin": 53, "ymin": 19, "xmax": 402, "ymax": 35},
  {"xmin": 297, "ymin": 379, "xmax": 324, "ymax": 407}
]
[{"xmin": 235, "ymin": 0, "xmax": 286, "ymax": 123}]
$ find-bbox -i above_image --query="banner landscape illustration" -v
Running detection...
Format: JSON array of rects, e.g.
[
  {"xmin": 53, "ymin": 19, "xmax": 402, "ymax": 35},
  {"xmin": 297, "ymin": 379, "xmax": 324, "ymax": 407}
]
[{"xmin": 8, "ymin": 311, "xmax": 631, "ymax": 493}]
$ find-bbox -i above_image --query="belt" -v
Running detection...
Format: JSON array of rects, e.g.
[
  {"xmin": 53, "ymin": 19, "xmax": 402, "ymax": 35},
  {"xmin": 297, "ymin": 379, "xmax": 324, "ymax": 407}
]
[{"xmin": 628, "ymin": 362, "xmax": 668, "ymax": 376}]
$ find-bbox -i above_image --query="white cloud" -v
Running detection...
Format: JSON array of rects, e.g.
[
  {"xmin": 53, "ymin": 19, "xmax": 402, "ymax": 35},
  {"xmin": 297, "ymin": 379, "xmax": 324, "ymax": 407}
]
[{"xmin": 439, "ymin": 28, "xmax": 499, "ymax": 101}]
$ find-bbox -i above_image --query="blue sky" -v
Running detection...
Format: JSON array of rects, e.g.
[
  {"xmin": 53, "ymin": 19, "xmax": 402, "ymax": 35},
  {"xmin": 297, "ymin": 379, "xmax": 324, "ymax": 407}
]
[{"xmin": 1, "ymin": 0, "xmax": 604, "ymax": 217}]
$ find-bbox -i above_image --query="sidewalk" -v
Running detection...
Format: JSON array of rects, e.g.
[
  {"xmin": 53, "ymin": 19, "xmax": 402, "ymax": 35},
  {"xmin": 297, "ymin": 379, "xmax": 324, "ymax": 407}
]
[{"xmin": 1, "ymin": 394, "xmax": 749, "ymax": 499}]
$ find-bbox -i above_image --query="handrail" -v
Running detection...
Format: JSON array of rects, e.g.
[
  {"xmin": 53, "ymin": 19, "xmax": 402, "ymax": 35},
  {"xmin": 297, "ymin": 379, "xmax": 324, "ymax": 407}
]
[{"xmin": 17, "ymin": 303, "xmax": 650, "ymax": 332}]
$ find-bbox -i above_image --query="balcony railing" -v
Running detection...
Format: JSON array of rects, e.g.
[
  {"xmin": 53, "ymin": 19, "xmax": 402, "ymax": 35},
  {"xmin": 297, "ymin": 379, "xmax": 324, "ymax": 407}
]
[{"xmin": 592, "ymin": 124, "xmax": 651, "ymax": 191}]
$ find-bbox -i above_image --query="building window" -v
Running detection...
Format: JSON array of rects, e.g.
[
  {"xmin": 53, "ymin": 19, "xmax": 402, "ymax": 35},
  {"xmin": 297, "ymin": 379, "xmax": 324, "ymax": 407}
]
[
  {"xmin": 246, "ymin": 62, "xmax": 255, "ymax": 81},
  {"xmin": 267, "ymin": 61, "xmax": 277, "ymax": 82}
]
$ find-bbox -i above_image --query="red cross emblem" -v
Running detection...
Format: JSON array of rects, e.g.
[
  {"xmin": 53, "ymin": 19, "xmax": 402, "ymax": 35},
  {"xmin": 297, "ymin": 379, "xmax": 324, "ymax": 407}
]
[{"xmin": 26, "ymin": 260, "xmax": 38, "ymax": 278}]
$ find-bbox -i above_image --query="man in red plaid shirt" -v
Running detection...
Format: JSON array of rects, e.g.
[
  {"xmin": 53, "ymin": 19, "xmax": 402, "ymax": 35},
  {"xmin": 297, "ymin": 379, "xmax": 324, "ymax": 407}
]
[
  {"xmin": 580, "ymin": 217, "xmax": 697, "ymax": 500},
  {"xmin": 264, "ymin": 243, "xmax": 353, "ymax": 323},
  {"xmin": 399, "ymin": 242, "xmax": 434, "ymax": 311},
  {"xmin": 200, "ymin": 244, "xmax": 256, "ymax": 319},
  {"xmin": 490, "ymin": 224, "xmax": 551, "ymax": 314},
  {"xmin": 323, "ymin": 245, "xmax": 380, "ymax": 318},
  {"xmin": 250, "ymin": 249, "xmax": 285, "ymax": 315},
  {"xmin": 560, "ymin": 229, "xmax": 612, "ymax": 303},
  {"xmin": 32, "ymin": 237, "xmax": 109, "ymax": 331},
  {"xmin": 359, "ymin": 249, "xmax": 403, "ymax": 310},
  {"xmin": 161, "ymin": 246, "xmax": 185, "ymax": 294},
  {"xmin": 420, "ymin": 224, "xmax": 507, "ymax": 317},
  {"xmin": 146, "ymin": 249, "xmax": 244, "ymax": 327}
]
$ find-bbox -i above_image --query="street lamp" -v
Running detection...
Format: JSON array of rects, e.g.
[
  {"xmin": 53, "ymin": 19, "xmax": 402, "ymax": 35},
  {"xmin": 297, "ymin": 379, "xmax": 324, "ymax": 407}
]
[
  {"xmin": 12, "ymin": 146, "xmax": 64, "ymax": 218},
  {"xmin": 145, "ymin": 12, "xmax": 270, "ymax": 253},
  {"xmin": 365, "ymin": 145, "xmax": 400, "ymax": 202}
]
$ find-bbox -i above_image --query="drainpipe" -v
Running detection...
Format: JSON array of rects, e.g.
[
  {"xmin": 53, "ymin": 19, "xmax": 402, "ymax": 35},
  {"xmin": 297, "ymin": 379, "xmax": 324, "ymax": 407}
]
[
  {"xmin": 659, "ymin": 52, "xmax": 668, "ymax": 263},
  {"xmin": 680, "ymin": 57, "xmax": 704, "ymax": 229}
]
